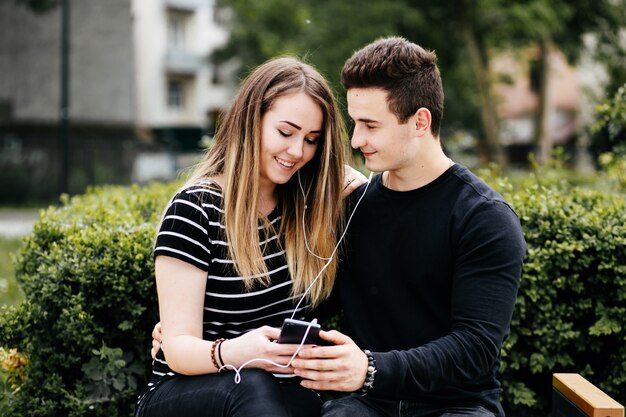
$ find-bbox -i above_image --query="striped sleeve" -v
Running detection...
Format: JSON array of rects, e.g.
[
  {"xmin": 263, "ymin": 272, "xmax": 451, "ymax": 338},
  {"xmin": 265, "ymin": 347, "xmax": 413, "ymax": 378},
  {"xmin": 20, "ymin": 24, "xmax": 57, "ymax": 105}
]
[{"xmin": 154, "ymin": 187, "xmax": 215, "ymax": 271}]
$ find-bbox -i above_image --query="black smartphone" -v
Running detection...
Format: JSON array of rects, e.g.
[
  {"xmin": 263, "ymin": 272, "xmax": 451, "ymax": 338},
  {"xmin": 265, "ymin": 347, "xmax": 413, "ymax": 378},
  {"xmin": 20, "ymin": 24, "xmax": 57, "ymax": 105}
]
[{"xmin": 277, "ymin": 318, "xmax": 322, "ymax": 345}]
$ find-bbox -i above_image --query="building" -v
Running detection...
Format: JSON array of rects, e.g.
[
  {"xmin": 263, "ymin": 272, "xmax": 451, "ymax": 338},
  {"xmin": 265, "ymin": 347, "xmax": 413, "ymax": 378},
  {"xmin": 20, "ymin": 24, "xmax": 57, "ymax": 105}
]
[
  {"xmin": 0, "ymin": 0, "xmax": 232, "ymax": 202},
  {"xmin": 133, "ymin": 0, "xmax": 231, "ymax": 151}
]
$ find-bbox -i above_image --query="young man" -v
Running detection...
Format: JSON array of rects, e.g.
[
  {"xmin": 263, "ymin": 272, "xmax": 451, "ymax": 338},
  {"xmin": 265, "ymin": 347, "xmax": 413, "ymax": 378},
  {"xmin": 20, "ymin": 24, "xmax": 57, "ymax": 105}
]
[{"xmin": 291, "ymin": 37, "xmax": 527, "ymax": 417}]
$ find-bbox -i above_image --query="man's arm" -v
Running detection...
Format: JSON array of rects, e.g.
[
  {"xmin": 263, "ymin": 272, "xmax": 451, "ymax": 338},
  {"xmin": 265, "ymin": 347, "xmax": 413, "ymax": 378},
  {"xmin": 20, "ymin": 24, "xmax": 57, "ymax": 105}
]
[{"xmin": 371, "ymin": 201, "xmax": 526, "ymax": 397}]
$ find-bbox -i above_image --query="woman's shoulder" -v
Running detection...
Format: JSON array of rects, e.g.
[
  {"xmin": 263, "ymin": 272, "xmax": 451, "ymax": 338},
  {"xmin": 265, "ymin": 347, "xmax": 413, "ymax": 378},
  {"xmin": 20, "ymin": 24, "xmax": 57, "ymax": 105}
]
[
  {"xmin": 175, "ymin": 179, "xmax": 224, "ymax": 204},
  {"xmin": 163, "ymin": 179, "xmax": 225, "ymax": 223}
]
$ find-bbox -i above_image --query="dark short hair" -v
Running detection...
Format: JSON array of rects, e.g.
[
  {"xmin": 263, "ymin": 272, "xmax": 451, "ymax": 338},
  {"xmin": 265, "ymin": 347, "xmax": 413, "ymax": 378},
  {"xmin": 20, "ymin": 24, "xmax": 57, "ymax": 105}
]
[{"xmin": 341, "ymin": 37, "xmax": 444, "ymax": 137}]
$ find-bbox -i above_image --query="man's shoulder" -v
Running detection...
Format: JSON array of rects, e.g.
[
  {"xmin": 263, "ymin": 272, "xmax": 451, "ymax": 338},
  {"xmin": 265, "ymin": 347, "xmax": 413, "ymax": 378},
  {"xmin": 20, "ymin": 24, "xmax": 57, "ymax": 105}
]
[
  {"xmin": 450, "ymin": 168, "xmax": 526, "ymax": 253},
  {"xmin": 449, "ymin": 166, "xmax": 522, "ymax": 225},
  {"xmin": 452, "ymin": 166, "xmax": 505, "ymax": 203}
]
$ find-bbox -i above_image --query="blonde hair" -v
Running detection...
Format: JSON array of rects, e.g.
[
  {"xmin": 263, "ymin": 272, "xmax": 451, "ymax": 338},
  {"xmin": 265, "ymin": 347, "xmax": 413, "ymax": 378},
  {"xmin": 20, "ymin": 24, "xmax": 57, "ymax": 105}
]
[{"xmin": 184, "ymin": 57, "xmax": 346, "ymax": 307}]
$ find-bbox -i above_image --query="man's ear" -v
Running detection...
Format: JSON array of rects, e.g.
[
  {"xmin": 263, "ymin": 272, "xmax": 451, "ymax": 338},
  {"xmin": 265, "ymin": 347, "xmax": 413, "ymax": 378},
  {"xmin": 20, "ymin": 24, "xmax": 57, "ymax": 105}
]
[{"xmin": 414, "ymin": 108, "xmax": 432, "ymax": 137}]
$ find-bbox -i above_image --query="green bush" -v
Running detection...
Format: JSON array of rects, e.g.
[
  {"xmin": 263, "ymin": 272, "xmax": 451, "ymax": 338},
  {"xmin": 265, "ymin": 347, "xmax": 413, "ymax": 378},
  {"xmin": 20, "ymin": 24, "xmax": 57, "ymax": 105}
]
[
  {"xmin": 498, "ymin": 183, "xmax": 626, "ymax": 416},
  {"xmin": 1, "ymin": 174, "xmax": 625, "ymax": 417},
  {"xmin": 0, "ymin": 182, "xmax": 178, "ymax": 417},
  {"xmin": 0, "ymin": 236, "xmax": 24, "ymax": 307}
]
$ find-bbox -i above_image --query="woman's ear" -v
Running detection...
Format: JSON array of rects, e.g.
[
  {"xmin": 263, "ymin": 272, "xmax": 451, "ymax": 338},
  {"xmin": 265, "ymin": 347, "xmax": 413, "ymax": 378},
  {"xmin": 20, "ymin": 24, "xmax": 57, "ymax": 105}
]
[{"xmin": 414, "ymin": 108, "xmax": 432, "ymax": 137}]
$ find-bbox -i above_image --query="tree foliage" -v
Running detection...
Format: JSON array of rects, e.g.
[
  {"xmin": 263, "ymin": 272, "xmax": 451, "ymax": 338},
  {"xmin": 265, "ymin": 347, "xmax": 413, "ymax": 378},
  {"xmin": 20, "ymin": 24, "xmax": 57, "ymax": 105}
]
[{"xmin": 594, "ymin": 83, "xmax": 626, "ymax": 149}]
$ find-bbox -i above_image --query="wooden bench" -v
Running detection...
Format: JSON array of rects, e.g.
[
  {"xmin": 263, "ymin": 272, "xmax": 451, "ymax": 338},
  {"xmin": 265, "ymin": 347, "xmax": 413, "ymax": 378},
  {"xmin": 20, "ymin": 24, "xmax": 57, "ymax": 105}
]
[{"xmin": 553, "ymin": 373, "xmax": 624, "ymax": 417}]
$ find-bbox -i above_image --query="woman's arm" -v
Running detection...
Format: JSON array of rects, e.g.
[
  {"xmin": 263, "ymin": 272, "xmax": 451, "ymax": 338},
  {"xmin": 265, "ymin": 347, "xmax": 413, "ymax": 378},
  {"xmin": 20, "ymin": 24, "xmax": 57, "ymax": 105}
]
[
  {"xmin": 156, "ymin": 256, "xmax": 303, "ymax": 375},
  {"xmin": 156, "ymin": 256, "xmax": 217, "ymax": 374}
]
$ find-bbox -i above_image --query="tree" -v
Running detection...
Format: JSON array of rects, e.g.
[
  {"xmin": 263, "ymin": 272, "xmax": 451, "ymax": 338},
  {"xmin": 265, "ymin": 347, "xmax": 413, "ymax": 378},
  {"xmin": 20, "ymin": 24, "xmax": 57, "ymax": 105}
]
[
  {"xmin": 419, "ymin": 0, "xmax": 509, "ymax": 164},
  {"xmin": 212, "ymin": 0, "xmax": 312, "ymax": 73},
  {"xmin": 213, "ymin": 0, "xmax": 422, "ymax": 105}
]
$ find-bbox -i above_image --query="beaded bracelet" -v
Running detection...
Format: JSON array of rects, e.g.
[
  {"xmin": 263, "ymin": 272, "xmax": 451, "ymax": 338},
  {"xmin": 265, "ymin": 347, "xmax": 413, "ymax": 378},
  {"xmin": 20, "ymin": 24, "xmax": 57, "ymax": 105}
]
[
  {"xmin": 217, "ymin": 338, "xmax": 226, "ymax": 369},
  {"xmin": 360, "ymin": 349, "xmax": 377, "ymax": 394},
  {"xmin": 211, "ymin": 338, "xmax": 225, "ymax": 371}
]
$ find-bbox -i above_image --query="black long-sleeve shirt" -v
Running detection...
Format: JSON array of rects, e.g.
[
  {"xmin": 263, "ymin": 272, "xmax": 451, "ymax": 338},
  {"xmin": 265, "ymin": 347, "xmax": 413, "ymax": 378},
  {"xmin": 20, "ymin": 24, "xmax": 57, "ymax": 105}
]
[{"xmin": 338, "ymin": 165, "xmax": 526, "ymax": 416}]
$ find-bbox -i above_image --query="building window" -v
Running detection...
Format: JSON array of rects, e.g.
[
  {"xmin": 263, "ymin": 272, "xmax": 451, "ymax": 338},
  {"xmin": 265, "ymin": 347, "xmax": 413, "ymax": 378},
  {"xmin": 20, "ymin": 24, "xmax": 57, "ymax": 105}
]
[
  {"xmin": 212, "ymin": 2, "xmax": 232, "ymax": 25},
  {"xmin": 167, "ymin": 12, "xmax": 188, "ymax": 48},
  {"xmin": 167, "ymin": 79, "xmax": 185, "ymax": 109}
]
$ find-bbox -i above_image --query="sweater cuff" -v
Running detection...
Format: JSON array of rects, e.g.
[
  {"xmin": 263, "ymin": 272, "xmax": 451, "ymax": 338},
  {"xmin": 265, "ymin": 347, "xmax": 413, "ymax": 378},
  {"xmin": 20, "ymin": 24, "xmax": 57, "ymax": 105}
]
[{"xmin": 369, "ymin": 351, "xmax": 399, "ymax": 396}]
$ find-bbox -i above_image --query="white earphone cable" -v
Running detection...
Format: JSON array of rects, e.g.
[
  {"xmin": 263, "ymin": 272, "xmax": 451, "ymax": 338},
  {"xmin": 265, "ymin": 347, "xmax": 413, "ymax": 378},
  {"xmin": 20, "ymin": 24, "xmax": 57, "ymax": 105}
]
[
  {"xmin": 223, "ymin": 170, "xmax": 374, "ymax": 383},
  {"xmin": 218, "ymin": 319, "xmax": 318, "ymax": 383},
  {"xmin": 290, "ymin": 170, "xmax": 373, "ymax": 319}
]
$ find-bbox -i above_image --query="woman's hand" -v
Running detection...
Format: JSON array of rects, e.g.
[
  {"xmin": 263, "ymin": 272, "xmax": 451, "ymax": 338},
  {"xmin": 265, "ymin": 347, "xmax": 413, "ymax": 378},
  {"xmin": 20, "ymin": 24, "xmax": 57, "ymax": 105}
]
[
  {"xmin": 342, "ymin": 165, "xmax": 369, "ymax": 198},
  {"xmin": 219, "ymin": 326, "xmax": 303, "ymax": 374}
]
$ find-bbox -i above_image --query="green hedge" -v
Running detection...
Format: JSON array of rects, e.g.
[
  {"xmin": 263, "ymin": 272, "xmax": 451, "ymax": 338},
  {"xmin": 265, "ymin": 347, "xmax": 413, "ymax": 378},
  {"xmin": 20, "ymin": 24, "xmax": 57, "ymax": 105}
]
[
  {"xmin": 1, "ymin": 177, "xmax": 625, "ymax": 416},
  {"xmin": 0, "ymin": 182, "xmax": 178, "ymax": 417},
  {"xmin": 500, "ymin": 184, "xmax": 626, "ymax": 416}
]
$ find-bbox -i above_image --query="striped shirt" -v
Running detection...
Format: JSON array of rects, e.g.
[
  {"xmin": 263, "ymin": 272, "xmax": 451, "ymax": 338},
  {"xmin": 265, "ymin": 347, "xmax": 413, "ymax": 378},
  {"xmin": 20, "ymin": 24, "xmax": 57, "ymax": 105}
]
[{"xmin": 138, "ymin": 182, "xmax": 311, "ymax": 404}]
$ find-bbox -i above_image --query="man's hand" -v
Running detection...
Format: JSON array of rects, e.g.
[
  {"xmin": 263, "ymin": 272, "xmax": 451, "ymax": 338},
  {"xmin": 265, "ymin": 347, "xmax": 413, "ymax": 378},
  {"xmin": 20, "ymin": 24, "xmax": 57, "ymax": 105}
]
[
  {"xmin": 342, "ymin": 165, "xmax": 369, "ymax": 198},
  {"xmin": 291, "ymin": 330, "xmax": 368, "ymax": 392},
  {"xmin": 151, "ymin": 322, "xmax": 162, "ymax": 361}
]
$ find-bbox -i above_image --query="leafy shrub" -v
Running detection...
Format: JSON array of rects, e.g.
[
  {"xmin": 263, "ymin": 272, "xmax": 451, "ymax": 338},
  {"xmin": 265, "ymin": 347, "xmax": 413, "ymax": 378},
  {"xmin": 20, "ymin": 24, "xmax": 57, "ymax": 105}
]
[
  {"xmin": 0, "ymin": 182, "xmax": 178, "ymax": 416},
  {"xmin": 497, "ymin": 182, "xmax": 626, "ymax": 416}
]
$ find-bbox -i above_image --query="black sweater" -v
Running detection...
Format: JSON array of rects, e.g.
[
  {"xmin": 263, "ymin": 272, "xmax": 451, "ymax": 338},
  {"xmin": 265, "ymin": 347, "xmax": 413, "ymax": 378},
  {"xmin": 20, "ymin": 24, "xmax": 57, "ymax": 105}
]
[{"xmin": 337, "ymin": 165, "xmax": 526, "ymax": 416}]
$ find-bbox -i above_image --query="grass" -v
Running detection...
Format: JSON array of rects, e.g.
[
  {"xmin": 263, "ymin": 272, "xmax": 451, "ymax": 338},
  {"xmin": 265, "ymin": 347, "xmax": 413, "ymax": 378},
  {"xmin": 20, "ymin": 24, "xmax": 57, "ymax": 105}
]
[{"xmin": 0, "ymin": 237, "xmax": 24, "ymax": 307}]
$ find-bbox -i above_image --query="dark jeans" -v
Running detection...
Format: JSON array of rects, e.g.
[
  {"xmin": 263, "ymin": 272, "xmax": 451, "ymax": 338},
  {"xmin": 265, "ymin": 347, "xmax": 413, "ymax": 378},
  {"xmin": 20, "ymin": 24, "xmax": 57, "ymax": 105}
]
[
  {"xmin": 135, "ymin": 369, "xmax": 322, "ymax": 417},
  {"xmin": 321, "ymin": 394, "xmax": 496, "ymax": 417}
]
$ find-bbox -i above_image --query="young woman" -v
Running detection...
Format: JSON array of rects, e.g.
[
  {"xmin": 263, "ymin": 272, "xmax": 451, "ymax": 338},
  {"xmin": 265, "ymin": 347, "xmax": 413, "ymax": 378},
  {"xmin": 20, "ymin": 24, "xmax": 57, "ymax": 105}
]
[{"xmin": 135, "ymin": 57, "xmax": 353, "ymax": 417}]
